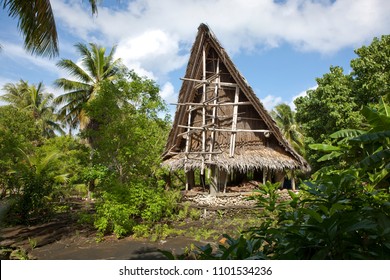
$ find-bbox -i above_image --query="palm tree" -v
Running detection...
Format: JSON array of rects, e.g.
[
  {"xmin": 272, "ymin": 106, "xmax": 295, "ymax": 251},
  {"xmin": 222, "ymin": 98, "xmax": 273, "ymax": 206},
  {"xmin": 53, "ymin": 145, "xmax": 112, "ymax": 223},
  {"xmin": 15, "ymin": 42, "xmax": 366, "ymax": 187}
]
[
  {"xmin": 0, "ymin": 79, "xmax": 30, "ymax": 108},
  {"xmin": 1, "ymin": 0, "xmax": 98, "ymax": 57},
  {"xmin": 271, "ymin": 103, "xmax": 306, "ymax": 157},
  {"xmin": 54, "ymin": 43, "xmax": 121, "ymax": 139},
  {"xmin": 1, "ymin": 80, "xmax": 64, "ymax": 137}
]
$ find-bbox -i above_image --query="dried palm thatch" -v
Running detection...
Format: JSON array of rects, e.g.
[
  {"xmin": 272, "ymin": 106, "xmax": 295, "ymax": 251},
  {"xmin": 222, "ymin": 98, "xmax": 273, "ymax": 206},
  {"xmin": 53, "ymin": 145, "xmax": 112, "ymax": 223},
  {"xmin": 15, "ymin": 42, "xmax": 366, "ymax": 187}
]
[{"xmin": 162, "ymin": 23, "xmax": 310, "ymax": 174}]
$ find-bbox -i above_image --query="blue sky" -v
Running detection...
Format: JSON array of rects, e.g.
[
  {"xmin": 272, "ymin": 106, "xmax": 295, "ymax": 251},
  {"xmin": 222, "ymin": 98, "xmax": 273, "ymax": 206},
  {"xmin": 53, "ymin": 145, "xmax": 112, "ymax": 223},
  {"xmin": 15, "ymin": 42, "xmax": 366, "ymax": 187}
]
[{"xmin": 1, "ymin": 0, "xmax": 389, "ymax": 115}]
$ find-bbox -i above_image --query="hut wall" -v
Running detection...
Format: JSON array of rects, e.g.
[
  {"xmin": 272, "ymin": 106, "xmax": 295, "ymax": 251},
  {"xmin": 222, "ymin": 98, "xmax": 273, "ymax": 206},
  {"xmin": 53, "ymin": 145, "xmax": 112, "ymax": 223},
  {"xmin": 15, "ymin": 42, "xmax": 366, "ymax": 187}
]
[{"xmin": 186, "ymin": 48, "xmax": 269, "ymax": 154}]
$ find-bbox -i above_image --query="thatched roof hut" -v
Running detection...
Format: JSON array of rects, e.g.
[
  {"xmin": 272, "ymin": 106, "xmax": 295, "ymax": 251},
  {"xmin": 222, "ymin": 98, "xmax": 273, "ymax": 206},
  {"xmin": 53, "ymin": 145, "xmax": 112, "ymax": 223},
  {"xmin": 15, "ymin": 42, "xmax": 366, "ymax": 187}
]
[{"xmin": 162, "ymin": 24, "xmax": 309, "ymax": 194}]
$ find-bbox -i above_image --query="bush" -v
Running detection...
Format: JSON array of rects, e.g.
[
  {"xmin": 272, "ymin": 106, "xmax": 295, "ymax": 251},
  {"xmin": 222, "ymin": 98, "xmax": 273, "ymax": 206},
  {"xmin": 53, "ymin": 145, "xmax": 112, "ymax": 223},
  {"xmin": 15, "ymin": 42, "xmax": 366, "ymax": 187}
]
[{"xmin": 94, "ymin": 180, "xmax": 180, "ymax": 238}]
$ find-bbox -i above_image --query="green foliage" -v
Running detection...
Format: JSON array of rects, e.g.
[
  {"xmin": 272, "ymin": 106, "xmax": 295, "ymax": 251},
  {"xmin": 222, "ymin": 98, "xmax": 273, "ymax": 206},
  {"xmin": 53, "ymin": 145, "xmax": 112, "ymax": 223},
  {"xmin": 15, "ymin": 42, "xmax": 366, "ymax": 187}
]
[
  {"xmin": 351, "ymin": 35, "xmax": 390, "ymax": 105},
  {"xmin": 194, "ymin": 101, "xmax": 390, "ymax": 260},
  {"xmin": 83, "ymin": 71, "xmax": 170, "ymax": 182},
  {"xmin": 94, "ymin": 180, "xmax": 180, "ymax": 238},
  {"xmin": 196, "ymin": 234, "xmax": 265, "ymax": 260},
  {"xmin": 9, "ymin": 150, "xmax": 66, "ymax": 223},
  {"xmin": 196, "ymin": 175, "xmax": 389, "ymax": 259},
  {"xmin": 37, "ymin": 136, "xmax": 90, "ymax": 198},
  {"xmin": 295, "ymin": 35, "xmax": 390, "ymax": 171},
  {"xmin": 0, "ymin": 106, "xmax": 42, "ymax": 197},
  {"xmin": 295, "ymin": 66, "xmax": 363, "ymax": 170},
  {"xmin": 270, "ymin": 103, "xmax": 305, "ymax": 156},
  {"xmin": 1, "ymin": 80, "xmax": 64, "ymax": 138},
  {"xmin": 54, "ymin": 42, "xmax": 122, "ymax": 134},
  {"xmin": 311, "ymin": 98, "xmax": 390, "ymax": 187},
  {"xmin": 1, "ymin": 128, "xmax": 90, "ymax": 223},
  {"xmin": 189, "ymin": 208, "xmax": 201, "ymax": 220}
]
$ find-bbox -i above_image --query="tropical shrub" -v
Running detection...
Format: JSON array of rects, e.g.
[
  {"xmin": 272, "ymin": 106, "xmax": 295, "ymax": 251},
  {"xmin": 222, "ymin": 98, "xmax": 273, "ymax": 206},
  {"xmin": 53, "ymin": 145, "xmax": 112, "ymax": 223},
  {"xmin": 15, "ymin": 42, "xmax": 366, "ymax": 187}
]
[{"xmin": 94, "ymin": 180, "xmax": 180, "ymax": 238}]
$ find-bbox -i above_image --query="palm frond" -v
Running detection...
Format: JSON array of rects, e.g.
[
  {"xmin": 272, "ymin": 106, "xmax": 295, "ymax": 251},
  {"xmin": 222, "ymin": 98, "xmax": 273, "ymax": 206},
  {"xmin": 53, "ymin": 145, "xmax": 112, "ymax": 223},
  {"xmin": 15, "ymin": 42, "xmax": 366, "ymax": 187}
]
[
  {"xmin": 56, "ymin": 59, "xmax": 93, "ymax": 84},
  {"xmin": 2, "ymin": 0, "xmax": 58, "ymax": 57},
  {"xmin": 88, "ymin": 0, "xmax": 98, "ymax": 15}
]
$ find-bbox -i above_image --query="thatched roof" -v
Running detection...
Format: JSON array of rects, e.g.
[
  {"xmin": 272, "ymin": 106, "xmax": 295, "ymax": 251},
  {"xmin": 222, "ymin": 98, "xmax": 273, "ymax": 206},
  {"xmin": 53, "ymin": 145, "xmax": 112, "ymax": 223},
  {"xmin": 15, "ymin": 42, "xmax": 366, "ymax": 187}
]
[{"xmin": 162, "ymin": 23, "xmax": 310, "ymax": 173}]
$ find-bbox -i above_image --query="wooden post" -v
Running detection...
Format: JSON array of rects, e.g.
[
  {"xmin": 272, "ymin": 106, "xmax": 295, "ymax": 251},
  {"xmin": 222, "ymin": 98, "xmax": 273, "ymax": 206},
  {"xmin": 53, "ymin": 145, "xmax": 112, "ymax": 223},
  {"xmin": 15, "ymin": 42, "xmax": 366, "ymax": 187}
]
[
  {"xmin": 275, "ymin": 171, "xmax": 285, "ymax": 188},
  {"xmin": 200, "ymin": 172, "xmax": 206, "ymax": 191},
  {"xmin": 209, "ymin": 58, "xmax": 219, "ymax": 162},
  {"xmin": 219, "ymin": 169, "xmax": 228, "ymax": 193},
  {"xmin": 291, "ymin": 170, "xmax": 296, "ymax": 191},
  {"xmin": 185, "ymin": 170, "xmax": 195, "ymax": 191},
  {"xmin": 210, "ymin": 165, "xmax": 218, "ymax": 195},
  {"xmin": 262, "ymin": 168, "xmax": 267, "ymax": 185},
  {"xmin": 229, "ymin": 86, "xmax": 239, "ymax": 157},
  {"xmin": 184, "ymin": 105, "xmax": 192, "ymax": 176},
  {"xmin": 201, "ymin": 46, "xmax": 206, "ymax": 175}
]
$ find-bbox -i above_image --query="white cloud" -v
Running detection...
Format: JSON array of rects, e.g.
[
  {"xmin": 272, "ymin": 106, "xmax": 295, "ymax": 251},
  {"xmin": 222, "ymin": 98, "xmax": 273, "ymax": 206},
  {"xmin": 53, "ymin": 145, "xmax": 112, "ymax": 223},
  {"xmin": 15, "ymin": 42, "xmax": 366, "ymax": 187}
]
[
  {"xmin": 112, "ymin": 0, "xmax": 389, "ymax": 51},
  {"xmin": 159, "ymin": 82, "xmax": 177, "ymax": 103},
  {"xmin": 262, "ymin": 95, "xmax": 283, "ymax": 111},
  {"xmin": 48, "ymin": 0, "xmax": 390, "ymax": 87},
  {"xmin": 115, "ymin": 30, "xmax": 188, "ymax": 80},
  {"xmin": 51, "ymin": 0, "xmax": 97, "ymax": 41},
  {"xmin": 1, "ymin": 42, "xmax": 58, "ymax": 74},
  {"xmin": 13, "ymin": 0, "xmax": 382, "ymax": 109}
]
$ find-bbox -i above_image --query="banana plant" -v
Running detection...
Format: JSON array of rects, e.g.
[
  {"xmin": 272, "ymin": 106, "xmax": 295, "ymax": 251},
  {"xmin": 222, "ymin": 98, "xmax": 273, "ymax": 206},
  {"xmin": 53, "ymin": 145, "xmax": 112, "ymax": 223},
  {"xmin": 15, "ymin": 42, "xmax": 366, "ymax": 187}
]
[{"xmin": 309, "ymin": 97, "xmax": 390, "ymax": 187}]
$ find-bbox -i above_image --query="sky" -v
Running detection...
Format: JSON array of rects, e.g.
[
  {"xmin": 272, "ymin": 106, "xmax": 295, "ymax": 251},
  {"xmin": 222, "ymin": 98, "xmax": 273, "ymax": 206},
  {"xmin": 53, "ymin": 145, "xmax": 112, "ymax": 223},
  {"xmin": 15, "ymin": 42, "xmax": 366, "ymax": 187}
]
[{"xmin": 1, "ymin": 0, "xmax": 389, "ymax": 116}]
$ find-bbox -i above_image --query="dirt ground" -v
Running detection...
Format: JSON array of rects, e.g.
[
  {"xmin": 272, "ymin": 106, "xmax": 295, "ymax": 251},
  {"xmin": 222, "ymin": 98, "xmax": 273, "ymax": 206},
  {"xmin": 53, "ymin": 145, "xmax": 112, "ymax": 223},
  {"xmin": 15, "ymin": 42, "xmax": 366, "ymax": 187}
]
[
  {"xmin": 0, "ymin": 209, "xmax": 211, "ymax": 260},
  {"xmin": 0, "ymin": 189, "xmax": 265, "ymax": 260}
]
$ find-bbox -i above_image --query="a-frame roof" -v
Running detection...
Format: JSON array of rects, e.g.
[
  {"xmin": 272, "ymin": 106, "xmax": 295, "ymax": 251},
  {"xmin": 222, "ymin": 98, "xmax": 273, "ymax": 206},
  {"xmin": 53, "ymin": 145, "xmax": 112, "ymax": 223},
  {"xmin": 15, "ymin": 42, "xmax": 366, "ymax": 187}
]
[{"xmin": 163, "ymin": 24, "xmax": 309, "ymax": 172}]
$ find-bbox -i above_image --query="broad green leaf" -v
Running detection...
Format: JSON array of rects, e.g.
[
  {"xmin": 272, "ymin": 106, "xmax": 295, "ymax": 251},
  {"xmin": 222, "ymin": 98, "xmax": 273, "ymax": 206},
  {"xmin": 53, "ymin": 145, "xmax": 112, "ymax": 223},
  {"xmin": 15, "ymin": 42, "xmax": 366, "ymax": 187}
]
[
  {"xmin": 329, "ymin": 203, "xmax": 349, "ymax": 216},
  {"xmin": 351, "ymin": 130, "xmax": 390, "ymax": 143},
  {"xmin": 330, "ymin": 129, "xmax": 365, "ymax": 139},
  {"xmin": 301, "ymin": 208, "xmax": 323, "ymax": 223},
  {"xmin": 318, "ymin": 205, "xmax": 329, "ymax": 215},
  {"xmin": 344, "ymin": 220, "xmax": 377, "ymax": 232},
  {"xmin": 379, "ymin": 96, "xmax": 390, "ymax": 117},
  {"xmin": 359, "ymin": 148, "xmax": 390, "ymax": 168},
  {"xmin": 317, "ymin": 151, "xmax": 342, "ymax": 162},
  {"xmin": 309, "ymin": 144, "xmax": 341, "ymax": 152},
  {"xmin": 361, "ymin": 106, "xmax": 390, "ymax": 131}
]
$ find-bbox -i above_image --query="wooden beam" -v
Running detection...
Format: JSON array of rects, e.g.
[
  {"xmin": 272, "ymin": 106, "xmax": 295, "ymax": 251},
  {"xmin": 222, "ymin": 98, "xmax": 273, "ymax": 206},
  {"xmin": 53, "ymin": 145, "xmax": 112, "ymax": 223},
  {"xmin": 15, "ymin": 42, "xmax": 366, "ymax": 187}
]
[
  {"xmin": 172, "ymin": 101, "xmax": 251, "ymax": 107},
  {"xmin": 211, "ymin": 81, "xmax": 237, "ymax": 87},
  {"xmin": 180, "ymin": 72, "xmax": 220, "ymax": 88},
  {"xmin": 185, "ymin": 151, "xmax": 222, "ymax": 155},
  {"xmin": 178, "ymin": 124, "xmax": 271, "ymax": 133}
]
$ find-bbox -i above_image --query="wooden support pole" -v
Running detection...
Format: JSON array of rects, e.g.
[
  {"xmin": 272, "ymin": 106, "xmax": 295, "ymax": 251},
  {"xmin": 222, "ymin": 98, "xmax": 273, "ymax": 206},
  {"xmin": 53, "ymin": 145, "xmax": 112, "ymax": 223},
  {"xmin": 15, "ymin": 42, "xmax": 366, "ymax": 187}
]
[
  {"xmin": 184, "ymin": 105, "xmax": 192, "ymax": 173},
  {"xmin": 220, "ymin": 169, "xmax": 228, "ymax": 193},
  {"xmin": 229, "ymin": 86, "xmax": 240, "ymax": 157},
  {"xmin": 291, "ymin": 170, "xmax": 296, "ymax": 191},
  {"xmin": 210, "ymin": 165, "xmax": 218, "ymax": 196},
  {"xmin": 275, "ymin": 170, "xmax": 285, "ymax": 188},
  {"xmin": 209, "ymin": 58, "xmax": 219, "ymax": 162},
  {"xmin": 201, "ymin": 46, "xmax": 206, "ymax": 175},
  {"xmin": 185, "ymin": 169, "xmax": 195, "ymax": 191}
]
